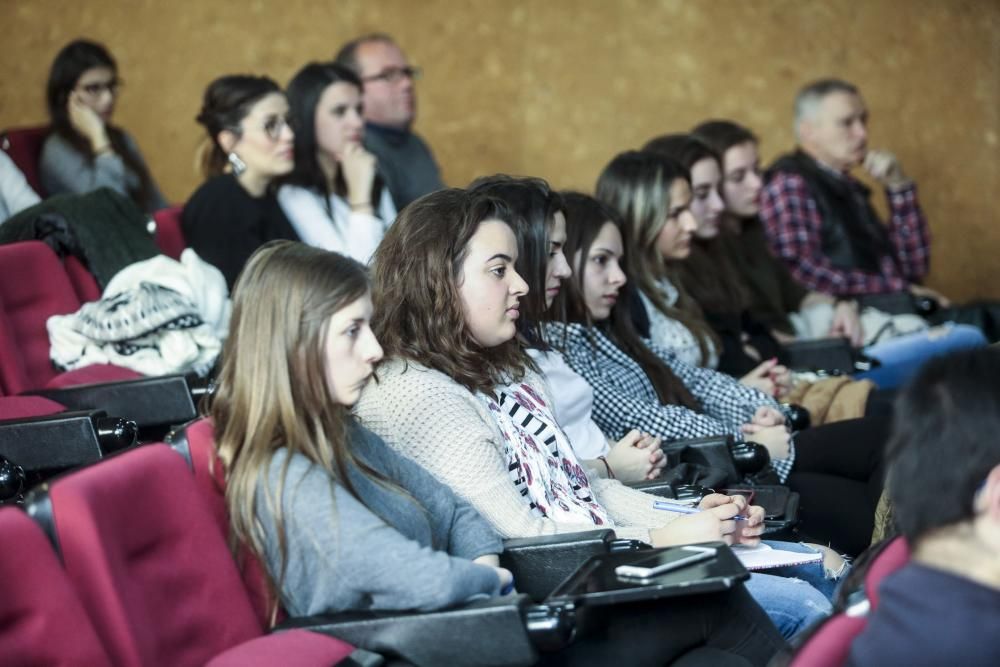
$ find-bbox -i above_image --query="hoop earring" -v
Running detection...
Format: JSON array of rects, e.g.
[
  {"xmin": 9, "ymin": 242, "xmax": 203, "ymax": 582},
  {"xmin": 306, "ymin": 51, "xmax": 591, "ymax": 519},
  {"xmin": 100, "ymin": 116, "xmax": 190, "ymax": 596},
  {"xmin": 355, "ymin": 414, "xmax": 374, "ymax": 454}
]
[{"xmin": 227, "ymin": 152, "xmax": 247, "ymax": 176}]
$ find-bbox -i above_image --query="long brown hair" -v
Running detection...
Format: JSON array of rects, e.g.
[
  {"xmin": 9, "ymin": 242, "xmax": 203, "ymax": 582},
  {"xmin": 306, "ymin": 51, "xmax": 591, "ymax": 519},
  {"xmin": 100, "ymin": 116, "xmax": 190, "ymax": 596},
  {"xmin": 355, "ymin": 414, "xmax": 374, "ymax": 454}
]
[
  {"xmin": 643, "ymin": 133, "xmax": 749, "ymax": 317},
  {"xmin": 596, "ymin": 150, "xmax": 719, "ymax": 364},
  {"xmin": 210, "ymin": 241, "xmax": 407, "ymax": 623},
  {"xmin": 554, "ymin": 192, "xmax": 700, "ymax": 411},
  {"xmin": 370, "ymin": 188, "xmax": 533, "ymax": 395}
]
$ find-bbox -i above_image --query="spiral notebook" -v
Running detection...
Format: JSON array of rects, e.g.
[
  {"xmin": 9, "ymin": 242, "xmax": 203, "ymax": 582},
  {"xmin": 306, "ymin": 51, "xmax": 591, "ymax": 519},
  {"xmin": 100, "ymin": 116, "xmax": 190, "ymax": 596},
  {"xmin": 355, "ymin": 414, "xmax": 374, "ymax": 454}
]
[{"xmin": 731, "ymin": 543, "xmax": 823, "ymax": 571}]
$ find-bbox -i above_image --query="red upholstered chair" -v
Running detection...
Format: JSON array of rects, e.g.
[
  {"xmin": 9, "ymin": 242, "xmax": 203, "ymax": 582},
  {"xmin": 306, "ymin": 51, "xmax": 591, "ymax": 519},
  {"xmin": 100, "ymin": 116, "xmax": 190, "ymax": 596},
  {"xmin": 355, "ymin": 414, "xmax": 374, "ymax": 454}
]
[
  {"xmin": 1, "ymin": 125, "xmax": 49, "ymax": 197},
  {"xmin": 28, "ymin": 444, "xmax": 355, "ymax": 667},
  {"xmin": 0, "ymin": 241, "xmax": 141, "ymax": 393},
  {"xmin": 170, "ymin": 416, "xmax": 283, "ymax": 628},
  {"xmin": 63, "ymin": 254, "xmax": 103, "ymax": 303},
  {"xmin": 0, "ymin": 507, "xmax": 112, "ymax": 666},
  {"xmin": 153, "ymin": 205, "xmax": 186, "ymax": 260},
  {"xmin": 790, "ymin": 537, "xmax": 911, "ymax": 667}
]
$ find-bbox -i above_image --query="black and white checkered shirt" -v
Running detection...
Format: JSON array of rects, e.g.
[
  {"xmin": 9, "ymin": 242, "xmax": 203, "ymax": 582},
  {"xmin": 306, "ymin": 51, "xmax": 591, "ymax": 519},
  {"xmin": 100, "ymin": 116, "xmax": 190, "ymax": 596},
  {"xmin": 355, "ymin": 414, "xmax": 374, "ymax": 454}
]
[{"xmin": 544, "ymin": 322, "xmax": 794, "ymax": 482}]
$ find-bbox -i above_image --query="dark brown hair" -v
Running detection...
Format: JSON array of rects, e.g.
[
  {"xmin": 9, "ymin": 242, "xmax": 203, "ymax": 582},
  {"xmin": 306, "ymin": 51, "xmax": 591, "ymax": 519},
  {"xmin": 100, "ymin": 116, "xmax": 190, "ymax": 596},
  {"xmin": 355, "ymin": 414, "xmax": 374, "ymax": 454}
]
[
  {"xmin": 553, "ymin": 192, "xmax": 700, "ymax": 411},
  {"xmin": 46, "ymin": 39, "xmax": 158, "ymax": 210},
  {"xmin": 370, "ymin": 188, "xmax": 533, "ymax": 395}
]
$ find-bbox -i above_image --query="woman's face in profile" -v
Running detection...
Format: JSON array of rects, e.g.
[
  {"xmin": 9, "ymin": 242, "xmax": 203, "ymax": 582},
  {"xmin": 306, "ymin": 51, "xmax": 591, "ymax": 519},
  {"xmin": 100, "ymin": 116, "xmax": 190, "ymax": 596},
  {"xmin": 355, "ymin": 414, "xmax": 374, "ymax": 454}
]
[
  {"xmin": 689, "ymin": 157, "xmax": 726, "ymax": 239},
  {"xmin": 73, "ymin": 66, "xmax": 118, "ymax": 121},
  {"xmin": 313, "ymin": 82, "xmax": 365, "ymax": 163},
  {"xmin": 229, "ymin": 93, "xmax": 295, "ymax": 180},
  {"xmin": 457, "ymin": 220, "xmax": 528, "ymax": 348}
]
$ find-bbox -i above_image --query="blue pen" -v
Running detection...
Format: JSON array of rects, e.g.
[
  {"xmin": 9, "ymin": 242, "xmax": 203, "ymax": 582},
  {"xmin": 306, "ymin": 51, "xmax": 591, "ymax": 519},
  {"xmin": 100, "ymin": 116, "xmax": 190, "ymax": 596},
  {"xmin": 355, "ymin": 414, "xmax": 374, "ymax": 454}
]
[{"xmin": 653, "ymin": 499, "xmax": 747, "ymax": 520}]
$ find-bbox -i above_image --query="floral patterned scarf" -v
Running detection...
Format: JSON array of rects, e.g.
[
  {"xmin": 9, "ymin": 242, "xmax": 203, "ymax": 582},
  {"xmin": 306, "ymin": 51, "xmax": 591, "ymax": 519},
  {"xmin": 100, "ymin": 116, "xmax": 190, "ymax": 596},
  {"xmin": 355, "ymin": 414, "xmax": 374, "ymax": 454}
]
[{"xmin": 481, "ymin": 382, "xmax": 611, "ymax": 527}]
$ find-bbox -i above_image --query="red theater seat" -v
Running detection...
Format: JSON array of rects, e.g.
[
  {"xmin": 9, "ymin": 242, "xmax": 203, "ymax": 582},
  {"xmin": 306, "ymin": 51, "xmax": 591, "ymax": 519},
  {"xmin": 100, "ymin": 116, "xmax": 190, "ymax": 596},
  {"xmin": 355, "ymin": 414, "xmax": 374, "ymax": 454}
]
[
  {"xmin": 1, "ymin": 125, "xmax": 49, "ymax": 197},
  {"xmin": 0, "ymin": 507, "xmax": 112, "ymax": 666},
  {"xmin": 32, "ymin": 444, "xmax": 354, "ymax": 667},
  {"xmin": 171, "ymin": 417, "xmax": 284, "ymax": 627},
  {"xmin": 790, "ymin": 537, "xmax": 911, "ymax": 667},
  {"xmin": 153, "ymin": 205, "xmax": 186, "ymax": 259}
]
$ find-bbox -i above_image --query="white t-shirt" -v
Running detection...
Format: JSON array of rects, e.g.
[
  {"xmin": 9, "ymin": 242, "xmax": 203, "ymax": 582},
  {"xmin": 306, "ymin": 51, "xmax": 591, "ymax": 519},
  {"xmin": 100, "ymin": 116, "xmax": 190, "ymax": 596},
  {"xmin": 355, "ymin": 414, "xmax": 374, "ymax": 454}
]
[
  {"xmin": 277, "ymin": 184, "xmax": 396, "ymax": 263},
  {"xmin": 527, "ymin": 347, "xmax": 610, "ymax": 459}
]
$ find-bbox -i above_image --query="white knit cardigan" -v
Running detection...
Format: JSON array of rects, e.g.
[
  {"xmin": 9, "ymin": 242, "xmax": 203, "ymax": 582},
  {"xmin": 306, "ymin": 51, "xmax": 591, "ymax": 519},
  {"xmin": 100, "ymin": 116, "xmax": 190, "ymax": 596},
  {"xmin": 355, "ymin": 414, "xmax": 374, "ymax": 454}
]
[{"xmin": 354, "ymin": 358, "xmax": 683, "ymax": 543}]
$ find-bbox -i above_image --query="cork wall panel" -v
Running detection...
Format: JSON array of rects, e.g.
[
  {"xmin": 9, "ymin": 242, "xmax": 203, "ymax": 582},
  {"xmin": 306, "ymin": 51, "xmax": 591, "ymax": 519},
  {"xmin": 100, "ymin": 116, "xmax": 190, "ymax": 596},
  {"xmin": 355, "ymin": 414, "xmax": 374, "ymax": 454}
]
[{"xmin": 1, "ymin": 0, "xmax": 997, "ymax": 299}]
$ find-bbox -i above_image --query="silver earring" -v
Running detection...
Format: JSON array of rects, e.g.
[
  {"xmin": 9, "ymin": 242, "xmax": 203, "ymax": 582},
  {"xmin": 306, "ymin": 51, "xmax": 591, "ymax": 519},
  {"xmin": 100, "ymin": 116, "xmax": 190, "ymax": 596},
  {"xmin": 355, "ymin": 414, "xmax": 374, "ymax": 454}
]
[{"xmin": 227, "ymin": 152, "xmax": 247, "ymax": 176}]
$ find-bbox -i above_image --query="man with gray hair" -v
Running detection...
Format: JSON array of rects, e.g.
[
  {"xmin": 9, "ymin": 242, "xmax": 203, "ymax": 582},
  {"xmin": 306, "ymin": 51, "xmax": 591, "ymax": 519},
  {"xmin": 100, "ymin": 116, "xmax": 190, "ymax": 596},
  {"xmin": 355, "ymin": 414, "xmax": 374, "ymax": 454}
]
[
  {"xmin": 759, "ymin": 78, "xmax": 945, "ymax": 309},
  {"xmin": 335, "ymin": 34, "xmax": 444, "ymax": 210}
]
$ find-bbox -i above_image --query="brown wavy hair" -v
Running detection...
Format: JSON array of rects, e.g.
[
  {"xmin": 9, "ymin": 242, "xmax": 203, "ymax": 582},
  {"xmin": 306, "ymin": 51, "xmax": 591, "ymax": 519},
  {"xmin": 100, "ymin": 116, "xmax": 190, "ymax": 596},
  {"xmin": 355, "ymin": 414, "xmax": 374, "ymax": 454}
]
[{"xmin": 370, "ymin": 188, "xmax": 534, "ymax": 395}]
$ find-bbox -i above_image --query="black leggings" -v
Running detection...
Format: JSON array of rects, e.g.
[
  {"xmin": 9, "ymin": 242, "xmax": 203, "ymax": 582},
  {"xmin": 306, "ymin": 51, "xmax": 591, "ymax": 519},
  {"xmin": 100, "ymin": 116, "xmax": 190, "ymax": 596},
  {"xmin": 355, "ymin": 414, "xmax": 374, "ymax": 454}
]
[
  {"xmin": 786, "ymin": 415, "xmax": 889, "ymax": 556},
  {"xmin": 537, "ymin": 584, "xmax": 786, "ymax": 667}
]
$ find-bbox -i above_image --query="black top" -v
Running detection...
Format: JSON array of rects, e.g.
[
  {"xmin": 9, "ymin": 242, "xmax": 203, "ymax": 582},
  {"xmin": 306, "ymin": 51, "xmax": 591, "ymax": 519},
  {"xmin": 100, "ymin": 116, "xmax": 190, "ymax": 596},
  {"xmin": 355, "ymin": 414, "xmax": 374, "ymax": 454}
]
[
  {"xmin": 181, "ymin": 174, "xmax": 299, "ymax": 289},
  {"xmin": 729, "ymin": 218, "xmax": 809, "ymax": 335}
]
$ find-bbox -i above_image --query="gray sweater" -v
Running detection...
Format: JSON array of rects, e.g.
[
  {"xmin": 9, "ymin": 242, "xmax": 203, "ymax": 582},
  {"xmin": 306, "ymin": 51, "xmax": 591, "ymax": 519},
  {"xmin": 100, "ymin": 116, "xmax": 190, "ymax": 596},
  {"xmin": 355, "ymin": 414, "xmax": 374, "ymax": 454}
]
[
  {"xmin": 256, "ymin": 423, "xmax": 503, "ymax": 617},
  {"xmin": 40, "ymin": 130, "xmax": 167, "ymax": 213}
]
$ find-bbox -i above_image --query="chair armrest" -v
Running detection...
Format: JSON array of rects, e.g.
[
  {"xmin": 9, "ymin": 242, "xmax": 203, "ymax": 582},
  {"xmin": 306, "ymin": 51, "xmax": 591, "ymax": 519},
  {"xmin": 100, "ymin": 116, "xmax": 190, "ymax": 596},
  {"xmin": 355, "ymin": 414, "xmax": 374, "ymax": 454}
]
[
  {"xmin": 784, "ymin": 338, "xmax": 856, "ymax": 374},
  {"xmin": 29, "ymin": 375, "xmax": 196, "ymax": 438},
  {"xmin": 277, "ymin": 595, "xmax": 557, "ymax": 667},
  {"xmin": 625, "ymin": 478, "xmax": 678, "ymax": 498},
  {"xmin": 0, "ymin": 409, "xmax": 128, "ymax": 473},
  {"xmin": 500, "ymin": 529, "xmax": 648, "ymax": 601}
]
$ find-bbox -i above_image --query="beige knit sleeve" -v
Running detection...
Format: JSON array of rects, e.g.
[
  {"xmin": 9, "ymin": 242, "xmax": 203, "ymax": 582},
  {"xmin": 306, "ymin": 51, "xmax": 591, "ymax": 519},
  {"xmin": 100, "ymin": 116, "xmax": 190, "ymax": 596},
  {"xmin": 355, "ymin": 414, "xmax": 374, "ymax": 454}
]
[
  {"xmin": 355, "ymin": 360, "xmax": 605, "ymax": 540},
  {"xmin": 589, "ymin": 477, "xmax": 682, "ymax": 534}
]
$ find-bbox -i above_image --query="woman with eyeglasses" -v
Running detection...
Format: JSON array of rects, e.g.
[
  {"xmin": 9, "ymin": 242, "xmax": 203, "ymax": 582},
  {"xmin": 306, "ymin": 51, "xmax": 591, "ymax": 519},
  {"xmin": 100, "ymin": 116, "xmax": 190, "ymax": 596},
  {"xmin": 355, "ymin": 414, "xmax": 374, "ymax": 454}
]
[
  {"xmin": 181, "ymin": 75, "xmax": 299, "ymax": 289},
  {"xmin": 40, "ymin": 39, "xmax": 167, "ymax": 213},
  {"xmin": 277, "ymin": 62, "xmax": 395, "ymax": 263}
]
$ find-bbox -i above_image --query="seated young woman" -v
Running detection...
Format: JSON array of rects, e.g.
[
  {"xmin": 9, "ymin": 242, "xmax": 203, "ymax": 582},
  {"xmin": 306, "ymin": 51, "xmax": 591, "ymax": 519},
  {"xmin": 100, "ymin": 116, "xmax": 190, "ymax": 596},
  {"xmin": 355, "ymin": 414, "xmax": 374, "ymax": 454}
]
[
  {"xmin": 182, "ymin": 75, "xmax": 300, "ymax": 289},
  {"xmin": 355, "ymin": 186, "xmax": 833, "ymax": 644},
  {"xmin": 468, "ymin": 175, "xmax": 666, "ymax": 484},
  {"xmin": 41, "ymin": 39, "xmax": 167, "ymax": 213},
  {"xmin": 690, "ymin": 119, "xmax": 986, "ymax": 390},
  {"xmin": 613, "ymin": 141, "xmax": 885, "ymax": 423},
  {"xmin": 210, "ymin": 241, "xmax": 510, "ymax": 622},
  {"xmin": 278, "ymin": 62, "xmax": 396, "ymax": 263},
  {"xmin": 547, "ymin": 190, "xmax": 887, "ymax": 558}
]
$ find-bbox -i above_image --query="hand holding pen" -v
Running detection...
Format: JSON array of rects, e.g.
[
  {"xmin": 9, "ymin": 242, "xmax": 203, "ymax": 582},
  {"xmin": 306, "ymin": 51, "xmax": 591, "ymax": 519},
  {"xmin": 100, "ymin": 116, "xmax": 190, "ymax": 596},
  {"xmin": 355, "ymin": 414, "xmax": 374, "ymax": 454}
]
[{"xmin": 652, "ymin": 493, "xmax": 766, "ymax": 547}]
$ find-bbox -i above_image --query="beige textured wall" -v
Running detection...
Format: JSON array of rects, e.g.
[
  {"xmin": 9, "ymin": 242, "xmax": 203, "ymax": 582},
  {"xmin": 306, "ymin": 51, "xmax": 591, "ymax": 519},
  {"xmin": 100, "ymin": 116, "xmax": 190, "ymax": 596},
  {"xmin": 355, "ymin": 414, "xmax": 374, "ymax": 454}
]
[{"xmin": 1, "ymin": 0, "xmax": 997, "ymax": 299}]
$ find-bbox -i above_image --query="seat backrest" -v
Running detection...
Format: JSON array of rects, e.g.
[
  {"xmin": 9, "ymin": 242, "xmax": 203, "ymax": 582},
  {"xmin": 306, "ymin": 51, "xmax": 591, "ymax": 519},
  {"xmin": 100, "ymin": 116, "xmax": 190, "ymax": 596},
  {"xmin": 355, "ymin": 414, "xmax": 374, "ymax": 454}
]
[
  {"xmin": 0, "ymin": 507, "xmax": 112, "ymax": 666},
  {"xmin": 0, "ymin": 241, "xmax": 82, "ymax": 390},
  {"xmin": 790, "ymin": 537, "xmax": 911, "ymax": 667},
  {"xmin": 1, "ymin": 125, "xmax": 49, "ymax": 196},
  {"xmin": 864, "ymin": 537, "xmax": 910, "ymax": 609},
  {"xmin": 175, "ymin": 417, "xmax": 285, "ymax": 627},
  {"xmin": 63, "ymin": 254, "xmax": 103, "ymax": 303},
  {"xmin": 42, "ymin": 444, "xmax": 264, "ymax": 667},
  {"xmin": 153, "ymin": 205, "xmax": 186, "ymax": 260}
]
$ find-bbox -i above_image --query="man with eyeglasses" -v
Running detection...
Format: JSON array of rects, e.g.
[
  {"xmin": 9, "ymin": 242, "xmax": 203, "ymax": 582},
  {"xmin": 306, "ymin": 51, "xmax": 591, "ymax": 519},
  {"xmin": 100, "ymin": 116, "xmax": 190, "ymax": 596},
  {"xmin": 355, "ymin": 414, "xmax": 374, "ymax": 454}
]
[{"xmin": 335, "ymin": 34, "xmax": 444, "ymax": 210}]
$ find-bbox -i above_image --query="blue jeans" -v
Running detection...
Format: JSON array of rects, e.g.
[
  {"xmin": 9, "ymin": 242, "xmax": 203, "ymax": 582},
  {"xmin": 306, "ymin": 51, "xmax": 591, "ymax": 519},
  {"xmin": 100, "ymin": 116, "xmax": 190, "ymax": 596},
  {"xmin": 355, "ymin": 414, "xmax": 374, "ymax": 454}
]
[
  {"xmin": 743, "ymin": 541, "xmax": 845, "ymax": 639},
  {"xmin": 857, "ymin": 323, "xmax": 986, "ymax": 389}
]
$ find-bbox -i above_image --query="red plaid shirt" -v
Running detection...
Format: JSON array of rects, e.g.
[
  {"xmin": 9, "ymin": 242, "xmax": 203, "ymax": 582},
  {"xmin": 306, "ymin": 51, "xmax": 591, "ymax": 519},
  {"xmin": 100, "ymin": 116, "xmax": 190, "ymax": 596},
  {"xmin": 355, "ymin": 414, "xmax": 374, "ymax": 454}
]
[{"xmin": 760, "ymin": 170, "xmax": 931, "ymax": 297}]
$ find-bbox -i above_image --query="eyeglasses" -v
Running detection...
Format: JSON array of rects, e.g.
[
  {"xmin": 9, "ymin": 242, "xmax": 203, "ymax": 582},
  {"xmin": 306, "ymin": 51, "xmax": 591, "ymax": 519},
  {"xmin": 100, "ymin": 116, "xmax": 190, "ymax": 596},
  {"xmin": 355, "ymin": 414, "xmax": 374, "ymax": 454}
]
[
  {"xmin": 362, "ymin": 66, "xmax": 422, "ymax": 85},
  {"xmin": 260, "ymin": 115, "xmax": 293, "ymax": 141},
  {"xmin": 76, "ymin": 79, "xmax": 123, "ymax": 97}
]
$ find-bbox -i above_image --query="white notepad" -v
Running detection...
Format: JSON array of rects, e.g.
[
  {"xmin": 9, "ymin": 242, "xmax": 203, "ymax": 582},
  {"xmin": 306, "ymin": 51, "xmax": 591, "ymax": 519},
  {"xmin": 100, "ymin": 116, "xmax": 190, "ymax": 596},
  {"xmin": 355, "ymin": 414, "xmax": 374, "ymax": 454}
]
[{"xmin": 732, "ymin": 543, "xmax": 823, "ymax": 571}]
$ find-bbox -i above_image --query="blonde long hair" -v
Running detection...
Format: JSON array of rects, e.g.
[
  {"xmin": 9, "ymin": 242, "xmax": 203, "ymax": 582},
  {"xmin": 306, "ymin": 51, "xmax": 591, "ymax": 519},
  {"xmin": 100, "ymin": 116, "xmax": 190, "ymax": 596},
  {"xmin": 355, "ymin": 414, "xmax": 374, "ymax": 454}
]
[{"xmin": 209, "ymin": 241, "xmax": 393, "ymax": 622}]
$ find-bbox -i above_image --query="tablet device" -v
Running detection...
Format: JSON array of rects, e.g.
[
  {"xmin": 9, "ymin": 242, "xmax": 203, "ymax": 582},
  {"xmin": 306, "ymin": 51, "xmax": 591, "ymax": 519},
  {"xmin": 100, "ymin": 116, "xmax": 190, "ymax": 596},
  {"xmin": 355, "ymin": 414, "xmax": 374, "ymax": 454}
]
[{"xmin": 546, "ymin": 542, "xmax": 748, "ymax": 608}]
